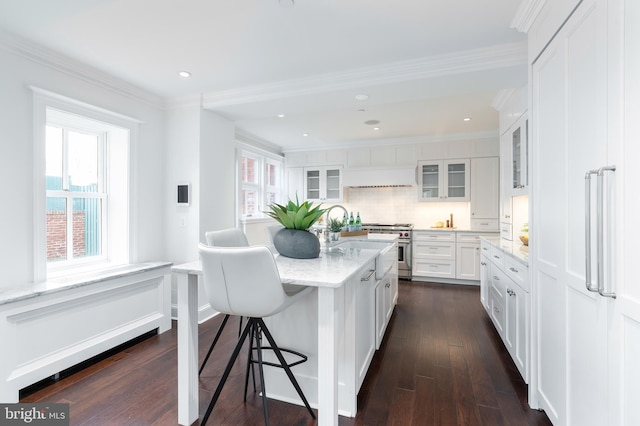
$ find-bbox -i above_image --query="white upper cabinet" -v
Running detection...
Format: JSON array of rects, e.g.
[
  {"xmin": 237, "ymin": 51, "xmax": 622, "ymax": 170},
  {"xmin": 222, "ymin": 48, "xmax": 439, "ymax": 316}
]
[
  {"xmin": 417, "ymin": 159, "xmax": 470, "ymax": 202},
  {"xmin": 511, "ymin": 115, "xmax": 529, "ymax": 195},
  {"xmin": 303, "ymin": 166, "xmax": 343, "ymax": 202},
  {"xmin": 470, "ymin": 157, "xmax": 499, "ymax": 230}
]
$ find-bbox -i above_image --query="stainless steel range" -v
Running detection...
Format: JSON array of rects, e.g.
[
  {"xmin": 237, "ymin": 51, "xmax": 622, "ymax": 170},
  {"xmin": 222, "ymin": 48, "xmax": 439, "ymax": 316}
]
[{"xmin": 361, "ymin": 223, "xmax": 413, "ymax": 279}]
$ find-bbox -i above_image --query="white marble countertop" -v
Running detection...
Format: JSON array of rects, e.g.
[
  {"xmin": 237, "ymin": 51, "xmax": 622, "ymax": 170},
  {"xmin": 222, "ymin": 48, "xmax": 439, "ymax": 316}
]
[
  {"xmin": 174, "ymin": 237, "xmax": 396, "ymax": 289},
  {"xmin": 481, "ymin": 236, "xmax": 529, "ymax": 265},
  {"xmin": 0, "ymin": 262, "xmax": 173, "ymax": 306}
]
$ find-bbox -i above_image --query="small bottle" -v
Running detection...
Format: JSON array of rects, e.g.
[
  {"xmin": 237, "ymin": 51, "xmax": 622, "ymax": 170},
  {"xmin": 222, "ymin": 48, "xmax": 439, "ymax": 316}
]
[
  {"xmin": 349, "ymin": 212, "xmax": 355, "ymax": 231},
  {"xmin": 355, "ymin": 212, "xmax": 362, "ymax": 231},
  {"xmin": 342, "ymin": 212, "xmax": 348, "ymax": 231}
]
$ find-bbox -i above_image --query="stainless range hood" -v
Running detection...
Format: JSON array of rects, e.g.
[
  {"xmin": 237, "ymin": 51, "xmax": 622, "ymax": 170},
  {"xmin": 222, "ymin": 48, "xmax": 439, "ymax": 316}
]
[{"xmin": 342, "ymin": 167, "xmax": 416, "ymax": 188}]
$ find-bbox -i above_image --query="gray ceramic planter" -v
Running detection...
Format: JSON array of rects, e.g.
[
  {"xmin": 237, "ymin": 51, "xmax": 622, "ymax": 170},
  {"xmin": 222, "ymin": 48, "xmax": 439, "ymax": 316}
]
[{"xmin": 273, "ymin": 228, "xmax": 320, "ymax": 259}]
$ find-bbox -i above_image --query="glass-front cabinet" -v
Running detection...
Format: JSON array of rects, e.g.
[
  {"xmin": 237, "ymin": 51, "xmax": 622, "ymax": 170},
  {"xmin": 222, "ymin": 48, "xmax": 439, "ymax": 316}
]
[
  {"xmin": 511, "ymin": 115, "xmax": 529, "ymax": 195},
  {"xmin": 417, "ymin": 159, "xmax": 470, "ymax": 202},
  {"xmin": 303, "ymin": 166, "xmax": 343, "ymax": 202}
]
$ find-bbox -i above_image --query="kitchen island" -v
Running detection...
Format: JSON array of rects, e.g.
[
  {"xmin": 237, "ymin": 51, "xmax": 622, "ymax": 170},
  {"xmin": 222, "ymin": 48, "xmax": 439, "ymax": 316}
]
[{"xmin": 172, "ymin": 234, "xmax": 397, "ymax": 426}]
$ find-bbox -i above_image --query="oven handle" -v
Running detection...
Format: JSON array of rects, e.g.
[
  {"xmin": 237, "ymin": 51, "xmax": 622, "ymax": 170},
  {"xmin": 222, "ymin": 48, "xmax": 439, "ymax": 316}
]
[{"xmin": 398, "ymin": 240, "xmax": 412, "ymax": 268}]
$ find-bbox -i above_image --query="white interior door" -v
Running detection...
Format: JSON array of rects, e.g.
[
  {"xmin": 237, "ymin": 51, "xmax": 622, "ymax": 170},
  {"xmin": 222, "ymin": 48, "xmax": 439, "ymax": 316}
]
[
  {"xmin": 612, "ymin": 1, "xmax": 640, "ymax": 424},
  {"xmin": 531, "ymin": 0, "xmax": 612, "ymax": 424}
]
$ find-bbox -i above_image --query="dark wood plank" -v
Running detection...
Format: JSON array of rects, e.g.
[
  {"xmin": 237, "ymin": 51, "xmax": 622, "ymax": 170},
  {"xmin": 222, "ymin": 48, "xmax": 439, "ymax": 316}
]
[{"xmin": 20, "ymin": 280, "xmax": 552, "ymax": 426}]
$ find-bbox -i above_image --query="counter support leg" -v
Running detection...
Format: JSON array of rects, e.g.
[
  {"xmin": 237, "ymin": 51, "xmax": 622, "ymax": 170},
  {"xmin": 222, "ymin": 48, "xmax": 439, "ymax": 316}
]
[
  {"xmin": 177, "ymin": 273, "xmax": 199, "ymax": 425},
  {"xmin": 317, "ymin": 286, "xmax": 339, "ymax": 426}
]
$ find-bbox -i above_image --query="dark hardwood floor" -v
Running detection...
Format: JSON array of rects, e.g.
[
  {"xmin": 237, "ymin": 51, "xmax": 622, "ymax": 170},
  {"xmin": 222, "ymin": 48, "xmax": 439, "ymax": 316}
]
[{"xmin": 21, "ymin": 280, "xmax": 551, "ymax": 426}]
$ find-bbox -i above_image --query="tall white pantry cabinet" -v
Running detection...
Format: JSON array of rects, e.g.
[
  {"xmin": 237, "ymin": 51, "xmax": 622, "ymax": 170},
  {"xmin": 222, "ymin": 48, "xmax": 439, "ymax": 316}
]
[{"xmin": 528, "ymin": 0, "xmax": 640, "ymax": 425}]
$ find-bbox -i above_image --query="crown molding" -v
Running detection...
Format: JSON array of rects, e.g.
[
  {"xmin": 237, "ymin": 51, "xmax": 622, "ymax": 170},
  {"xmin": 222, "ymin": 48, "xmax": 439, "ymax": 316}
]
[
  {"xmin": 491, "ymin": 88, "xmax": 517, "ymax": 110},
  {"xmin": 511, "ymin": 0, "xmax": 548, "ymax": 33},
  {"xmin": 235, "ymin": 130, "xmax": 284, "ymax": 156},
  {"xmin": 0, "ymin": 29, "xmax": 163, "ymax": 107},
  {"xmin": 280, "ymin": 130, "xmax": 499, "ymax": 154},
  {"xmin": 201, "ymin": 41, "xmax": 528, "ymax": 110}
]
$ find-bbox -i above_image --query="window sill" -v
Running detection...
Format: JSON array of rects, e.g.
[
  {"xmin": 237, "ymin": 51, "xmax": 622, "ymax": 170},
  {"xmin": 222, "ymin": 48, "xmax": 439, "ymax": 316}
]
[
  {"xmin": 1, "ymin": 262, "xmax": 173, "ymax": 306},
  {"xmin": 240, "ymin": 215, "xmax": 277, "ymax": 224}
]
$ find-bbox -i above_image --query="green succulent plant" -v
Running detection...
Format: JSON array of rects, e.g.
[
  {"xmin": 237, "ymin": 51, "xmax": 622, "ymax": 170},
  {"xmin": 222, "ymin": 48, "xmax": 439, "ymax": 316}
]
[
  {"xmin": 329, "ymin": 218, "xmax": 343, "ymax": 232},
  {"xmin": 266, "ymin": 196, "xmax": 327, "ymax": 230}
]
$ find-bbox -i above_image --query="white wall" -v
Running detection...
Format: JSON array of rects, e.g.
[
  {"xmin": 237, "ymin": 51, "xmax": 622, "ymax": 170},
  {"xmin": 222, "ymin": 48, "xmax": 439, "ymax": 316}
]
[
  {"xmin": 199, "ymin": 109, "xmax": 236, "ymax": 241},
  {"xmin": 0, "ymin": 44, "xmax": 166, "ymax": 289},
  {"xmin": 163, "ymin": 106, "xmax": 201, "ymax": 265}
]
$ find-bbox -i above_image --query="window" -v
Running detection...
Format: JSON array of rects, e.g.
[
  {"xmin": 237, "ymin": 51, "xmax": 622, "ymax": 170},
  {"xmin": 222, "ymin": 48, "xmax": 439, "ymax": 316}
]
[
  {"xmin": 33, "ymin": 88, "xmax": 139, "ymax": 280},
  {"xmin": 239, "ymin": 148, "xmax": 284, "ymax": 218},
  {"xmin": 45, "ymin": 124, "xmax": 106, "ymax": 264}
]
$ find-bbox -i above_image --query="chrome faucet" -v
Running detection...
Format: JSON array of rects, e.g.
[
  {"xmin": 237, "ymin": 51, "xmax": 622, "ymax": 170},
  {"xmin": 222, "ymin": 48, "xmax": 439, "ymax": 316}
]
[
  {"xmin": 324, "ymin": 204, "xmax": 349, "ymax": 225},
  {"xmin": 323, "ymin": 205, "xmax": 349, "ymax": 242}
]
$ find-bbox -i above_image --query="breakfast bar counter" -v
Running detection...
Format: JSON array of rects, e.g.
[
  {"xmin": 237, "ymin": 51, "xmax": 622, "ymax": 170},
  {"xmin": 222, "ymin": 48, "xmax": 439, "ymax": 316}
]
[{"xmin": 173, "ymin": 239, "xmax": 394, "ymax": 426}]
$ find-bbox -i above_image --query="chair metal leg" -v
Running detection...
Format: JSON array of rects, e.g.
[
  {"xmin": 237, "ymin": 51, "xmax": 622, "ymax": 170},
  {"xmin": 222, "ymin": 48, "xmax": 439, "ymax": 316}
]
[
  {"xmin": 199, "ymin": 314, "xmax": 231, "ymax": 375},
  {"xmin": 258, "ymin": 318, "xmax": 316, "ymax": 419},
  {"xmin": 255, "ymin": 321, "xmax": 270, "ymax": 426},
  {"xmin": 201, "ymin": 319, "xmax": 252, "ymax": 426},
  {"xmin": 244, "ymin": 321, "xmax": 257, "ymax": 401}
]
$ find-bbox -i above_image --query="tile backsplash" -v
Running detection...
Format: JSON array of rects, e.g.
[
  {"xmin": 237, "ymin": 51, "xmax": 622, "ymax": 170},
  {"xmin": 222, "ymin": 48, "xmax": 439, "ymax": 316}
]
[{"xmin": 327, "ymin": 186, "xmax": 472, "ymax": 230}]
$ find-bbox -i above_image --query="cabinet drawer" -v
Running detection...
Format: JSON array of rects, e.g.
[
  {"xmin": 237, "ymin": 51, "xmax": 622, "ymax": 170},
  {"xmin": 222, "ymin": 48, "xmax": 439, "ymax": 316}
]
[
  {"xmin": 500, "ymin": 222, "xmax": 513, "ymax": 241},
  {"xmin": 504, "ymin": 255, "xmax": 529, "ymax": 292},
  {"xmin": 413, "ymin": 241, "xmax": 455, "ymax": 260},
  {"xmin": 490, "ymin": 245, "xmax": 505, "ymax": 269},
  {"xmin": 414, "ymin": 231, "xmax": 455, "ymax": 242},
  {"xmin": 457, "ymin": 232, "xmax": 497, "ymax": 243},
  {"xmin": 489, "ymin": 291, "xmax": 506, "ymax": 337},
  {"xmin": 490, "ymin": 266, "xmax": 508, "ymax": 304},
  {"xmin": 413, "ymin": 259, "xmax": 456, "ymax": 278},
  {"xmin": 470, "ymin": 219, "xmax": 499, "ymax": 231},
  {"xmin": 480, "ymin": 240, "xmax": 492, "ymax": 257}
]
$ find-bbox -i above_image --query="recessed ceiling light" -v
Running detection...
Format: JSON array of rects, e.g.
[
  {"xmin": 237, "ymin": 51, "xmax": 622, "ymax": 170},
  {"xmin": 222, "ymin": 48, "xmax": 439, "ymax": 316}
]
[
  {"xmin": 463, "ymin": 117, "xmax": 472, "ymax": 121},
  {"xmin": 357, "ymin": 109, "xmax": 366, "ymax": 112},
  {"xmin": 277, "ymin": 114, "xmax": 285, "ymax": 118},
  {"xmin": 178, "ymin": 71, "xmax": 191, "ymax": 78},
  {"xmin": 302, "ymin": 133, "xmax": 309, "ymax": 137},
  {"xmin": 373, "ymin": 127, "xmax": 380, "ymax": 131},
  {"xmin": 364, "ymin": 119, "xmax": 380, "ymax": 125},
  {"xmin": 355, "ymin": 94, "xmax": 369, "ymax": 101}
]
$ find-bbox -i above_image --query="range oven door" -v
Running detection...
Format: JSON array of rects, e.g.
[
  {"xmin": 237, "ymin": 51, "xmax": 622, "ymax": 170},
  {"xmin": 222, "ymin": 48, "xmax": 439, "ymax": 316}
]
[{"xmin": 397, "ymin": 240, "xmax": 411, "ymax": 278}]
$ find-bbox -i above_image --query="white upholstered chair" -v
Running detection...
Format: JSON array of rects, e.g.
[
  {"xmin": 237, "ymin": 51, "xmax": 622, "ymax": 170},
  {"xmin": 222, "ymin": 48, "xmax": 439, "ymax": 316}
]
[
  {"xmin": 198, "ymin": 243, "xmax": 315, "ymax": 425},
  {"xmin": 198, "ymin": 228, "xmax": 250, "ymax": 374},
  {"xmin": 264, "ymin": 224, "xmax": 283, "ymax": 254}
]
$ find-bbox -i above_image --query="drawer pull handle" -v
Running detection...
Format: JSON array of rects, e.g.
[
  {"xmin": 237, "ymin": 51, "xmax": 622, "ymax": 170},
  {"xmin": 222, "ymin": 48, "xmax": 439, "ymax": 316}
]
[
  {"xmin": 509, "ymin": 267, "xmax": 519, "ymax": 273},
  {"xmin": 481, "ymin": 262, "xmax": 486, "ymax": 266},
  {"xmin": 361, "ymin": 269, "xmax": 376, "ymax": 281},
  {"xmin": 494, "ymin": 306, "xmax": 500, "ymax": 313},
  {"xmin": 507, "ymin": 288, "xmax": 516, "ymax": 296},
  {"xmin": 493, "ymin": 276, "xmax": 499, "ymax": 281},
  {"xmin": 493, "ymin": 255, "xmax": 500, "ymax": 259}
]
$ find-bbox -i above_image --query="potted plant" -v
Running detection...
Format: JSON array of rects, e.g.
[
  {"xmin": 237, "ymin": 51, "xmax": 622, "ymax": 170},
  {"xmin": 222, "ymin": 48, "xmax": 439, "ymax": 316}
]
[
  {"xmin": 266, "ymin": 196, "xmax": 327, "ymax": 259},
  {"xmin": 328, "ymin": 218, "xmax": 343, "ymax": 242}
]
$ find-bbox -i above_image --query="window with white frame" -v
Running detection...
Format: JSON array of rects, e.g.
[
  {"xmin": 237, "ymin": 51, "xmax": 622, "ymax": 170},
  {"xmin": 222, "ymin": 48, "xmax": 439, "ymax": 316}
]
[
  {"xmin": 33, "ymin": 88, "xmax": 137, "ymax": 280},
  {"xmin": 45, "ymin": 123, "xmax": 106, "ymax": 264},
  {"xmin": 239, "ymin": 149, "xmax": 284, "ymax": 217}
]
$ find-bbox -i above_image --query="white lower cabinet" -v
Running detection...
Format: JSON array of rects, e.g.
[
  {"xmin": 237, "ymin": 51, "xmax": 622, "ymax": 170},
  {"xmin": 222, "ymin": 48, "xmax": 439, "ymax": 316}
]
[
  {"xmin": 355, "ymin": 263, "xmax": 376, "ymax": 392},
  {"xmin": 480, "ymin": 247, "xmax": 491, "ymax": 312},
  {"xmin": 481, "ymin": 239, "xmax": 529, "ymax": 384},
  {"xmin": 413, "ymin": 231, "xmax": 497, "ymax": 282},
  {"xmin": 412, "ymin": 231, "xmax": 456, "ymax": 279},
  {"xmin": 375, "ymin": 266, "xmax": 398, "ymax": 350}
]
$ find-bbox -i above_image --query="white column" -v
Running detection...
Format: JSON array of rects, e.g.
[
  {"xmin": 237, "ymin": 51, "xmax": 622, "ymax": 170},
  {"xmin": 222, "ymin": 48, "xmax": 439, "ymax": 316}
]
[
  {"xmin": 177, "ymin": 272, "xmax": 199, "ymax": 425},
  {"xmin": 317, "ymin": 286, "xmax": 339, "ymax": 426}
]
